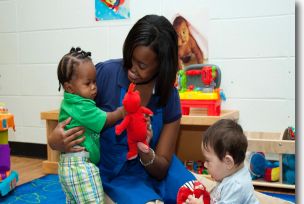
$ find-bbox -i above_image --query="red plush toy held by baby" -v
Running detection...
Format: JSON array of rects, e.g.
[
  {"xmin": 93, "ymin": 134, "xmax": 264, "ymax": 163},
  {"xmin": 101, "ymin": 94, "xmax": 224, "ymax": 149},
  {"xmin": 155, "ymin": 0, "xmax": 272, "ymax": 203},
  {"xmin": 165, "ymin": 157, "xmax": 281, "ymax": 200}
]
[
  {"xmin": 177, "ymin": 180, "xmax": 210, "ymax": 204},
  {"xmin": 115, "ymin": 83, "xmax": 153, "ymax": 160}
]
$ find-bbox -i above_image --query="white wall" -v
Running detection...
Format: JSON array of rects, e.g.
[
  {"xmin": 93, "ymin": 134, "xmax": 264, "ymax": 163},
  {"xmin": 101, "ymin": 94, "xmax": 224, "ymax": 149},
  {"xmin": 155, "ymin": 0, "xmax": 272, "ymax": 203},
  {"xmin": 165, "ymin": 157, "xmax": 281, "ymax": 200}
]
[{"xmin": 0, "ymin": 0, "xmax": 295, "ymax": 144}]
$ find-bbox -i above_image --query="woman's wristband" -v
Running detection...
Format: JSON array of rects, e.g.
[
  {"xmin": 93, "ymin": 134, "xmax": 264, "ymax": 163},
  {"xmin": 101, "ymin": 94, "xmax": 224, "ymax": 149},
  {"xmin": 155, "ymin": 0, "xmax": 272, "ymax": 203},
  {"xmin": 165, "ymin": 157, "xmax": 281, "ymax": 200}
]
[{"xmin": 139, "ymin": 148, "xmax": 155, "ymax": 167}]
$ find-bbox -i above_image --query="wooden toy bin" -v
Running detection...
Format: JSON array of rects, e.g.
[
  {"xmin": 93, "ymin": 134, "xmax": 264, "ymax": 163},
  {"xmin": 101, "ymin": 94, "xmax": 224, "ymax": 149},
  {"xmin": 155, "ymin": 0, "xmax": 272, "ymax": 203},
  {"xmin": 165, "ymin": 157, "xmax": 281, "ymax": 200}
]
[{"xmin": 245, "ymin": 131, "xmax": 295, "ymax": 189}]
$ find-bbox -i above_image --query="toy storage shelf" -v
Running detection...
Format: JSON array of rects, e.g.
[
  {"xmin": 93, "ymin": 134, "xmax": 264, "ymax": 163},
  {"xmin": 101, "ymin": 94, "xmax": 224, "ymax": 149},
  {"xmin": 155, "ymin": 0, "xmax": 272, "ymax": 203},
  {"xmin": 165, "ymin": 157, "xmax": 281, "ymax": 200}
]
[
  {"xmin": 180, "ymin": 109, "xmax": 239, "ymax": 126},
  {"xmin": 176, "ymin": 109, "xmax": 239, "ymax": 164},
  {"xmin": 245, "ymin": 131, "xmax": 295, "ymax": 190},
  {"xmin": 41, "ymin": 109, "xmax": 239, "ymax": 174}
]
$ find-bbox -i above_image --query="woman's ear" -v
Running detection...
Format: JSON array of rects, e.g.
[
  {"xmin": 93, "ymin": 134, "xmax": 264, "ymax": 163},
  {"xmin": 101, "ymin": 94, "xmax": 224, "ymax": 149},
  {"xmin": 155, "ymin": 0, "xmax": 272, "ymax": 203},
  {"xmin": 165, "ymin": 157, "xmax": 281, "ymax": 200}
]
[
  {"xmin": 224, "ymin": 154, "xmax": 235, "ymax": 170},
  {"xmin": 63, "ymin": 82, "xmax": 74, "ymax": 93}
]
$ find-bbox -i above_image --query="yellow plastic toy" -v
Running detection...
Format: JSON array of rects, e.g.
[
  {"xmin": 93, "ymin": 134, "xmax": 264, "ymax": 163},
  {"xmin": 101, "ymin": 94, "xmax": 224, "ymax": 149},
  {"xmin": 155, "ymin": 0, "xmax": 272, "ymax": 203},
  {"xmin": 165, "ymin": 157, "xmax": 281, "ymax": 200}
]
[
  {"xmin": 177, "ymin": 64, "xmax": 224, "ymax": 115},
  {"xmin": 0, "ymin": 104, "xmax": 15, "ymax": 144}
]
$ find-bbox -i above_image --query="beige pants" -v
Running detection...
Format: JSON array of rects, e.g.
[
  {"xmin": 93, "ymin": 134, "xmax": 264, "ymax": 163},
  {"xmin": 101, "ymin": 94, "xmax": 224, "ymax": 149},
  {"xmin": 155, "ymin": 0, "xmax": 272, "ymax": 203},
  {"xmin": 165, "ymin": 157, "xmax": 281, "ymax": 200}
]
[{"xmin": 104, "ymin": 172, "xmax": 291, "ymax": 204}]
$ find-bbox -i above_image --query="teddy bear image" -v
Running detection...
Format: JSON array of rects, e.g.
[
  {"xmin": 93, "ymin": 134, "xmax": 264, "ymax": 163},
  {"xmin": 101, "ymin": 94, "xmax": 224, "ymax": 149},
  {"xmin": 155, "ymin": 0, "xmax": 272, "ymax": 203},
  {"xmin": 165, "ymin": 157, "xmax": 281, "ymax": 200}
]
[{"xmin": 173, "ymin": 16, "xmax": 204, "ymax": 70}]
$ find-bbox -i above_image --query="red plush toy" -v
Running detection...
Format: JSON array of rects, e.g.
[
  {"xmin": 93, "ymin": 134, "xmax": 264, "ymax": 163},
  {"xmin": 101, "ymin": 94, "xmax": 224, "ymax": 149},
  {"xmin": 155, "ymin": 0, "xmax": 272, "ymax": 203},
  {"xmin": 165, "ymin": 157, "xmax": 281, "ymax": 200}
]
[
  {"xmin": 115, "ymin": 83, "xmax": 153, "ymax": 160},
  {"xmin": 177, "ymin": 180, "xmax": 210, "ymax": 204}
]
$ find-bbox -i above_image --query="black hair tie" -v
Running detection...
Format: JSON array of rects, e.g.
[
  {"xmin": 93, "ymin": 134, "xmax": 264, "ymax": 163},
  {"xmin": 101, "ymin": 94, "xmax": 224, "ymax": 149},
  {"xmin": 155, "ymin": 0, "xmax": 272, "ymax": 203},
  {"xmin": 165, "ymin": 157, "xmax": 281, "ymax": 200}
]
[{"xmin": 70, "ymin": 47, "xmax": 76, "ymax": 53}]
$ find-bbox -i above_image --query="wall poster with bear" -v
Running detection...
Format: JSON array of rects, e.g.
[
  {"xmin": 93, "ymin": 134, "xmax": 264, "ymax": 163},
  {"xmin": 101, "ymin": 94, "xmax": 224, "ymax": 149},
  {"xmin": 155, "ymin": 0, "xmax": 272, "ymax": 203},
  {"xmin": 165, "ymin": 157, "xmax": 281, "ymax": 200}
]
[{"xmin": 171, "ymin": 11, "xmax": 209, "ymax": 70}]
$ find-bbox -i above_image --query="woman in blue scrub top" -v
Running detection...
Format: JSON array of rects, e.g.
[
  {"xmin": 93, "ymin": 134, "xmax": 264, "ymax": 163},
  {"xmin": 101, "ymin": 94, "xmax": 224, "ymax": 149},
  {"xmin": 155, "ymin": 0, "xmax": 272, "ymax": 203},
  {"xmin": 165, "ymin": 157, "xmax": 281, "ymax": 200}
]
[{"xmin": 48, "ymin": 14, "xmax": 195, "ymax": 204}]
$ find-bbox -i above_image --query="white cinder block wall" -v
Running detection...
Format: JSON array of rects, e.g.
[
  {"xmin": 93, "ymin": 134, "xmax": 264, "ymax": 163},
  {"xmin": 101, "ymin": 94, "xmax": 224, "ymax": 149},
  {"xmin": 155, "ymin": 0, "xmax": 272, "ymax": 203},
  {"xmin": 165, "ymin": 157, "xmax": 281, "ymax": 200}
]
[{"xmin": 0, "ymin": 0, "xmax": 295, "ymax": 144}]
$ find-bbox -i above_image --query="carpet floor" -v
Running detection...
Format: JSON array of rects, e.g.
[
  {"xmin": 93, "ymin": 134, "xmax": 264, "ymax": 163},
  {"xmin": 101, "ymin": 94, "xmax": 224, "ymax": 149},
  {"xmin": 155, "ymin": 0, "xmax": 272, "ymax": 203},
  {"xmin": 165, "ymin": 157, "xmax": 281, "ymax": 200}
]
[{"xmin": 0, "ymin": 174, "xmax": 295, "ymax": 203}]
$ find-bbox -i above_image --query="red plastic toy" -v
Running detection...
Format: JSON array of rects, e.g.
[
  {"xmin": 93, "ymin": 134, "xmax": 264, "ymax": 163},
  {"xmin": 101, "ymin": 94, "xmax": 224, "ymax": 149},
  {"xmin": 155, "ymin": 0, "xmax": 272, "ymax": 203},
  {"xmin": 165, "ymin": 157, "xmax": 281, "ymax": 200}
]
[
  {"xmin": 115, "ymin": 83, "xmax": 153, "ymax": 160},
  {"xmin": 177, "ymin": 180, "xmax": 210, "ymax": 204},
  {"xmin": 177, "ymin": 64, "xmax": 223, "ymax": 116},
  {"xmin": 180, "ymin": 89, "xmax": 221, "ymax": 116}
]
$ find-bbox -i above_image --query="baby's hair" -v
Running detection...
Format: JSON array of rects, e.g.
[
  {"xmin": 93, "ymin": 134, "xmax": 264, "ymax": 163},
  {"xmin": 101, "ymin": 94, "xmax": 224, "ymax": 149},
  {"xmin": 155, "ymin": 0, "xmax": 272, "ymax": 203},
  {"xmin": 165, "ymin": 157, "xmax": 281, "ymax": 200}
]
[
  {"xmin": 202, "ymin": 119, "xmax": 248, "ymax": 166},
  {"xmin": 57, "ymin": 47, "xmax": 92, "ymax": 91}
]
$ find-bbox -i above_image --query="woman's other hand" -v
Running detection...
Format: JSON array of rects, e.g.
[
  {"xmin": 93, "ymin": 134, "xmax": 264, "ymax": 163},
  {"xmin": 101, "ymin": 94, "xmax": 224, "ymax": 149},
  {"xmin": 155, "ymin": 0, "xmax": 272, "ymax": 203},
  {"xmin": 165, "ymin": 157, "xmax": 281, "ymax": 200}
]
[
  {"xmin": 48, "ymin": 117, "xmax": 85, "ymax": 152},
  {"xmin": 137, "ymin": 114, "xmax": 153, "ymax": 153}
]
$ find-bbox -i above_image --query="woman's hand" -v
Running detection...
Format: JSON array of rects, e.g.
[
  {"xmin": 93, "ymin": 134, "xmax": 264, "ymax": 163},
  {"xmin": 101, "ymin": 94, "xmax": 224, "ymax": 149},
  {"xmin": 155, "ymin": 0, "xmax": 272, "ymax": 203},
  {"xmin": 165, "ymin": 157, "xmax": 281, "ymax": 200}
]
[
  {"xmin": 137, "ymin": 114, "xmax": 153, "ymax": 153},
  {"xmin": 48, "ymin": 117, "xmax": 85, "ymax": 152},
  {"xmin": 138, "ymin": 119, "xmax": 180, "ymax": 180}
]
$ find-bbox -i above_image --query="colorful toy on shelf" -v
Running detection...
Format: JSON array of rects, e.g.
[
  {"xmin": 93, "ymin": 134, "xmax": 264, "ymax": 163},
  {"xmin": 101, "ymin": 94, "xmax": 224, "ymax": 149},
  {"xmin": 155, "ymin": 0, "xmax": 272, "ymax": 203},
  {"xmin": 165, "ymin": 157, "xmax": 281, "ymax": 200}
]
[
  {"xmin": 282, "ymin": 154, "xmax": 295, "ymax": 184},
  {"xmin": 0, "ymin": 103, "xmax": 18, "ymax": 196},
  {"xmin": 184, "ymin": 160, "xmax": 208, "ymax": 175},
  {"xmin": 177, "ymin": 64, "xmax": 223, "ymax": 116},
  {"xmin": 264, "ymin": 161, "xmax": 280, "ymax": 182},
  {"xmin": 248, "ymin": 152, "xmax": 280, "ymax": 182},
  {"xmin": 282, "ymin": 126, "xmax": 295, "ymax": 140},
  {"xmin": 184, "ymin": 160, "xmax": 194, "ymax": 171},
  {"xmin": 248, "ymin": 152, "xmax": 265, "ymax": 180},
  {"xmin": 282, "ymin": 127, "xmax": 295, "ymax": 184}
]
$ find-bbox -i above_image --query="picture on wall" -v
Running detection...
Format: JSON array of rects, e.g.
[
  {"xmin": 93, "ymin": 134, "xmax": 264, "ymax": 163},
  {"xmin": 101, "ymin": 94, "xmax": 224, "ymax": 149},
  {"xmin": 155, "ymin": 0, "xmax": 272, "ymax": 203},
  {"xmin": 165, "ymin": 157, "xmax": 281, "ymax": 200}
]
[
  {"xmin": 171, "ymin": 12, "xmax": 209, "ymax": 70},
  {"xmin": 95, "ymin": 0, "xmax": 130, "ymax": 21}
]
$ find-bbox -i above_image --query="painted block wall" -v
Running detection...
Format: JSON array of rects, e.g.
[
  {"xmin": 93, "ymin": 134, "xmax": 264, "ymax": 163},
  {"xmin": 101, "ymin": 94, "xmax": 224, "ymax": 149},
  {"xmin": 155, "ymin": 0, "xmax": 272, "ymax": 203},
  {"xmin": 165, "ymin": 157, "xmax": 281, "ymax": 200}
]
[{"xmin": 0, "ymin": 0, "xmax": 295, "ymax": 144}]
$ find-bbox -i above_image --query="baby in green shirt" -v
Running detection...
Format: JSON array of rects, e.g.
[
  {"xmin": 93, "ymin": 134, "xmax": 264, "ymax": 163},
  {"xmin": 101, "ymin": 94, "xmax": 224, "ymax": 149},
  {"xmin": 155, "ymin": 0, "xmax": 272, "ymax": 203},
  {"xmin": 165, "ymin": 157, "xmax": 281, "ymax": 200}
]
[{"xmin": 57, "ymin": 47, "xmax": 123, "ymax": 204}]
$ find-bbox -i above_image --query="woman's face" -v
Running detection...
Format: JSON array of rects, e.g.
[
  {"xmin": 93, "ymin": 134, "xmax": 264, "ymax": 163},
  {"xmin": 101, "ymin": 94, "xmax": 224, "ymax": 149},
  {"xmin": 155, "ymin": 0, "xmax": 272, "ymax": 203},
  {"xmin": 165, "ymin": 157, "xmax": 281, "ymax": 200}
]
[{"xmin": 128, "ymin": 46, "xmax": 159, "ymax": 84}]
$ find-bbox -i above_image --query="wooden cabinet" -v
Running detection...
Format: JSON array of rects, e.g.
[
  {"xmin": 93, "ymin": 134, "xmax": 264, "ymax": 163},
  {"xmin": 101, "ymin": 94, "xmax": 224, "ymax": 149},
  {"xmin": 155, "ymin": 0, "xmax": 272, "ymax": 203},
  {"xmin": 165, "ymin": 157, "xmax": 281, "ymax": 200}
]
[
  {"xmin": 40, "ymin": 109, "xmax": 239, "ymax": 174},
  {"xmin": 245, "ymin": 131, "xmax": 295, "ymax": 189},
  {"xmin": 176, "ymin": 110, "xmax": 239, "ymax": 162}
]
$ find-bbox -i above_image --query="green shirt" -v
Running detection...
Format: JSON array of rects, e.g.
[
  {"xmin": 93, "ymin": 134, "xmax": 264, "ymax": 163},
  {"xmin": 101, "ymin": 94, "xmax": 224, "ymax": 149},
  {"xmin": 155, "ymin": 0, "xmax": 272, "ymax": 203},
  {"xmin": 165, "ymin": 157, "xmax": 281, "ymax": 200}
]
[{"xmin": 59, "ymin": 92, "xmax": 106, "ymax": 164}]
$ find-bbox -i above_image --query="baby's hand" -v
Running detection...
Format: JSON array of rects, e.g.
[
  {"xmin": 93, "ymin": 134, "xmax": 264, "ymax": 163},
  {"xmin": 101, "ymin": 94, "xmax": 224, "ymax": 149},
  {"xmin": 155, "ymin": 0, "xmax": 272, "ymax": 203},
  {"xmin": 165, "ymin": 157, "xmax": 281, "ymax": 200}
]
[{"xmin": 185, "ymin": 195, "xmax": 204, "ymax": 204}]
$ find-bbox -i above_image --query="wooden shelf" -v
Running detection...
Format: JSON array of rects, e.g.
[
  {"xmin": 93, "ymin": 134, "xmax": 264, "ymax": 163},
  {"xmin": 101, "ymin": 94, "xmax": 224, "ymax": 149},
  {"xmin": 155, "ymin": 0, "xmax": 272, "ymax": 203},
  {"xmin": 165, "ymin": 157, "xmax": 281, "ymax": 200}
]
[
  {"xmin": 252, "ymin": 180, "xmax": 295, "ymax": 189},
  {"xmin": 181, "ymin": 109, "xmax": 239, "ymax": 126},
  {"xmin": 40, "ymin": 109, "xmax": 59, "ymax": 120},
  {"xmin": 41, "ymin": 109, "xmax": 240, "ymax": 125},
  {"xmin": 246, "ymin": 132, "xmax": 295, "ymax": 190},
  {"xmin": 40, "ymin": 109, "xmax": 239, "ymax": 174},
  {"xmin": 176, "ymin": 109, "xmax": 239, "ymax": 163}
]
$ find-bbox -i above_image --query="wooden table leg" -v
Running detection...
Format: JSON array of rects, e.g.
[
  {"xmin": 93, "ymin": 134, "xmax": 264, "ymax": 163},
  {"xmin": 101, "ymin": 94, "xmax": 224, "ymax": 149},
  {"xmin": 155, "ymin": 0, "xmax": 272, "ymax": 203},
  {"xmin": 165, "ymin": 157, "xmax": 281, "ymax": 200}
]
[{"xmin": 42, "ymin": 120, "xmax": 59, "ymax": 174}]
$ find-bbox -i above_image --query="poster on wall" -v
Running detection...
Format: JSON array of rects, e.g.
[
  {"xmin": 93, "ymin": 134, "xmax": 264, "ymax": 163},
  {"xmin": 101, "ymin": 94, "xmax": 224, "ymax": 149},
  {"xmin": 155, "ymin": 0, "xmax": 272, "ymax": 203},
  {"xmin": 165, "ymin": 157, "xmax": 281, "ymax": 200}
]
[
  {"xmin": 95, "ymin": 0, "xmax": 130, "ymax": 21},
  {"xmin": 171, "ymin": 12, "xmax": 209, "ymax": 70}
]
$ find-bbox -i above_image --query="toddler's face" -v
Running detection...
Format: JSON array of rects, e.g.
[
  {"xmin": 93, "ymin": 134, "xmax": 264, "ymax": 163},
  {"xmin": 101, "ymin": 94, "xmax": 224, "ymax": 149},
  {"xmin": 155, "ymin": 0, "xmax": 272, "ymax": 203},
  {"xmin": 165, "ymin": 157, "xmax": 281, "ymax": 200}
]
[
  {"xmin": 202, "ymin": 144, "xmax": 228, "ymax": 182},
  {"xmin": 68, "ymin": 61, "xmax": 97, "ymax": 100}
]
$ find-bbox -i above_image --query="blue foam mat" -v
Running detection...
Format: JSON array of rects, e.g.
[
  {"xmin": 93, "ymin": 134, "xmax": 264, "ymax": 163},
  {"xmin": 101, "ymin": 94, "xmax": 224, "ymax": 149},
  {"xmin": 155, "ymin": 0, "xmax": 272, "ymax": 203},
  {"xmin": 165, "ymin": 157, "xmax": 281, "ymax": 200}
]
[
  {"xmin": 0, "ymin": 174, "xmax": 65, "ymax": 204},
  {"xmin": 262, "ymin": 191, "xmax": 295, "ymax": 203}
]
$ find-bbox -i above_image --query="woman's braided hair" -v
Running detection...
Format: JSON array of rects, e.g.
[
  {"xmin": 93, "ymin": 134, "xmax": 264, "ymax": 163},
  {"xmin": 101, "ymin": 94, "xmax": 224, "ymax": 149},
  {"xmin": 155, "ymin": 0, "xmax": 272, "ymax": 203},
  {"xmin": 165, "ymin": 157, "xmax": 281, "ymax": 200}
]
[{"xmin": 57, "ymin": 47, "xmax": 92, "ymax": 91}]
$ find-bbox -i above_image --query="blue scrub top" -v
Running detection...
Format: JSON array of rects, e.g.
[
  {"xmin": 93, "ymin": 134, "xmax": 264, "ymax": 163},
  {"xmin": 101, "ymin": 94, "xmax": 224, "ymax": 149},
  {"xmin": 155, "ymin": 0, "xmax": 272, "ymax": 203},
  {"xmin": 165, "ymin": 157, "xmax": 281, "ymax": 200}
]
[{"xmin": 95, "ymin": 59, "xmax": 195, "ymax": 204}]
